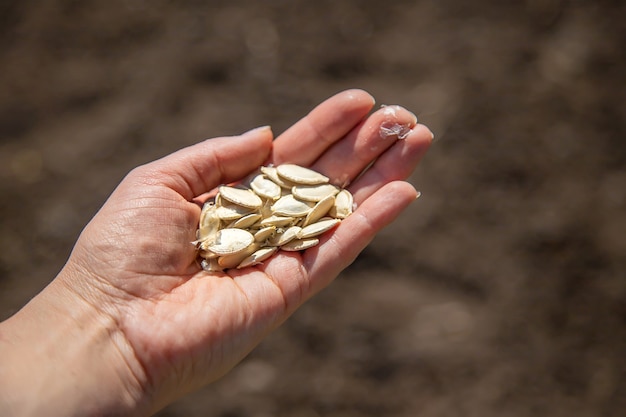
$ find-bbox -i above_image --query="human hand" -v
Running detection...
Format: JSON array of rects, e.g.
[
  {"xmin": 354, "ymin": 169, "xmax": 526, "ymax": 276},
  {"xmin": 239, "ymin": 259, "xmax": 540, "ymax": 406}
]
[{"xmin": 0, "ymin": 89, "xmax": 432, "ymax": 416}]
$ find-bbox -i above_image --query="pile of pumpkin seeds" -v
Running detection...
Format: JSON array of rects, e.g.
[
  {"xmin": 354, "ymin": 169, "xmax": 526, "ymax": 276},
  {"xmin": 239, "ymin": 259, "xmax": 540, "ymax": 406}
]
[{"xmin": 195, "ymin": 164, "xmax": 353, "ymax": 271}]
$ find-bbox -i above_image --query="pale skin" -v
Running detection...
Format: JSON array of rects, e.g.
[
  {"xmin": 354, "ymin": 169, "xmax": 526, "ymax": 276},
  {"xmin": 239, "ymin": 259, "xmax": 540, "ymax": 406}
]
[{"xmin": 0, "ymin": 89, "xmax": 432, "ymax": 416}]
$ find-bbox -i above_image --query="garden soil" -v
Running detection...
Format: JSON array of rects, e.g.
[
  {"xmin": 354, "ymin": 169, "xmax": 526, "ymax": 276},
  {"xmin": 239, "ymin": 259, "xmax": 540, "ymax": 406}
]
[{"xmin": 1, "ymin": 1, "xmax": 624, "ymax": 416}]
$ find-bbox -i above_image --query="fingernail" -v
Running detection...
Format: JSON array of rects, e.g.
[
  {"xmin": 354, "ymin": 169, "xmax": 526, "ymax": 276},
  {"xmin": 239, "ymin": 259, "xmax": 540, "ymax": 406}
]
[{"xmin": 242, "ymin": 125, "xmax": 272, "ymax": 136}]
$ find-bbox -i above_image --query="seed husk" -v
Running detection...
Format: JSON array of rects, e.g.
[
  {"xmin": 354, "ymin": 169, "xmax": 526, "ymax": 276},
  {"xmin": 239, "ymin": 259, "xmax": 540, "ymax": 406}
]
[
  {"xmin": 330, "ymin": 189, "xmax": 354, "ymax": 219},
  {"xmin": 259, "ymin": 215, "xmax": 296, "ymax": 227},
  {"xmin": 219, "ymin": 186, "xmax": 263, "ymax": 209},
  {"xmin": 302, "ymin": 195, "xmax": 335, "ymax": 227},
  {"xmin": 268, "ymin": 226, "xmax": 302, "ymax": 246},
  {"xmin": 254, "ymin": 226, "xmax": 276, "ymax": 242},
  {"xmin": 260, "ymin": 166, "xmax": 295, "ymax": 189},
  {"xmin": 298, "ymin": 218, "xmax": 340, "ymax": 239},
  {"xmin": 237, "ymin": 246, "xmax": 278, "ymax": 269},
  {"xmin": 218, "ymin": 243, "xmax": 260, "ymax": 269},
  {"xmin": 206, "ymin": 228, "xmax": 255, "ymax": 255},
  {"xmin": 276, "ymin": 164, "xmax": 329, "ymax": 185},
  {"xmin": 197, "ymin": 203, "xmax": 220, "ymax": 241},
  {"xmin": 197, "ymin": 163, "xmax": 353, "ymax": 271},
  {"xmin": 281, "ymin": 238, "xmax": 320, "ymax": 251},
  {"xmin": 291, "ymin": 183, "xmax": 339, "ymax": 202},
  {"xmin": 250, "ymin": 175, "xmax": 282, "ymax": 200},
  {"xmin": 215, "ymin": 202, "xmax": 254, "ymax": 221},
  {"xmin": 228, "ymin": 213, "xmax": 262, "ymax": 229},
  {"xmin": 271, "ymin": 194, "xmax": 313, "ymax": 217}
]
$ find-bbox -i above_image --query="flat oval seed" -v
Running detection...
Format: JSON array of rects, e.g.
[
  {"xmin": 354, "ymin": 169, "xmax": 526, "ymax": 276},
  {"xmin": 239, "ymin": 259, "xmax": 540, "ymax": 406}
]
[
  {"xmin": 198, "ymin": 203, "xmax": 220, "ymax": 241},
  {"xmin": 330, "ymin": 189, "xmax": 354, "ymax": 219},
  {"xmin": 228, "ymin": 213, "xmax": 262, "ymax": 229},
  {"xmin": 215, "ymin": 202, "xmax": 253, "ymax": 221},
  {"xmin": 292, "ymin": 183, "xmax": 339, "ymax": 202},
  {"xmin": 268, "ymin": 226, "xmax": 302, "ymax": 246},
  {"xmin": 250, "ymin": 175, "xmax": 282, "ymax": 200},
  {"xmin": 276, "ymin": 164, "xmax": 329, "ymax": 185},
  {"xmin": 206, "ymin": 228, "xmax": 255, "ymax": 255},
  {"xmin": 302, "ymin": 195, "xmax": 336, "ymax": 227},
  {"xmin": 219, "ymin": 186, "xmax": 263, "ymax": 209},
  {"xmin": 237, "ymin": 246, "xmax": 278, "ymax": 269},
  {"xmin": 260, "ymin": 166, "xmax": 295, "ymax": 189},
  {"xmin": 298, "ymin": 218, "xmax": 340, "ymax": 239},
  {"xmin": 254, "ymin": 226, "xmax": 276, "ymax": 242},
  {"xmin": 271, "ymin": 194, "xmax": 313, "ymax": 217},
  {"xmin": 259, "ymin": 215, "xmax": 296, "ymax": 227},
  {"xmin": 281, "ymin": 238, "xmax": 320, "ymax": 251},
  {"xmin": 218, "ymin": 243, "xmax": 260, "ymax": 269}
]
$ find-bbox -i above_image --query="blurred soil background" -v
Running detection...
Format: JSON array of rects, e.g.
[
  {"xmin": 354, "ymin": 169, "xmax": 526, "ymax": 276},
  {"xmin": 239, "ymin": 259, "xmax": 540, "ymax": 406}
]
[{"xmin": 1, "ymin": 1, "xmax": 625, "ymax": 416}]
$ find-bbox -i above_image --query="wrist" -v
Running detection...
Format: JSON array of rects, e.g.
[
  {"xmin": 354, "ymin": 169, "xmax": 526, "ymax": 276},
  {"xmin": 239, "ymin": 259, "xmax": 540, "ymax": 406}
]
[{"xmin": 0, "ymin": 268, "xmax": 148, "ymax": 417}]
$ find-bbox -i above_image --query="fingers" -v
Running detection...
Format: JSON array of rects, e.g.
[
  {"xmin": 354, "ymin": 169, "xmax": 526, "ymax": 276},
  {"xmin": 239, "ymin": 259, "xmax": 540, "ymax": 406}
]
[
  {"xmin": 348, "ymin": 123, "xmax": 433, "ymax": 204},
  {"xmin": 270, "ymin": 89, "xmax": 375, "ymax": 166},
  {"xmin": 311, "ymin": 105, "xmax": 419, "ymax": 187},
  {"xmin": 134, "ymin": 126, "xmax": 274, "ymax": 200}
]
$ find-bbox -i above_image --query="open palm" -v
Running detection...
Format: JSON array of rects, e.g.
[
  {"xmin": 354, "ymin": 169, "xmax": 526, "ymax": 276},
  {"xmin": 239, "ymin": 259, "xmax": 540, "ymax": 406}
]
[{"xmin": 62, "ymin": 89, "xmax": 432, "ymax": 414}]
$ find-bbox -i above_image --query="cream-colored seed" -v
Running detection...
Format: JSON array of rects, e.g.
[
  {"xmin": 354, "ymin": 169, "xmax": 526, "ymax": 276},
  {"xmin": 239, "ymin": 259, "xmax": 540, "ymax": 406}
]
[
  {"xmin": 260, "ymin": 166, "xmax": 295, "ymax": 189},
  {"xmin": 281, "ymin": 238, "xmax": 320, "ymax": 251},
  {"xmin": 215, "ymin": 201, "xmax": 254, "ymax": 221},
  {"xmin": 271, "ymin": 194, "xmax": 313, "ymax": 217},
  {"xmin": 298, "ymin": 218, "xmax": 340, "ymax": 239},
  {"xmin": 228, "ymin": 213, "xmax": 262, "ymax": 229},
  {"xmin": 206, "ymin": 228, "xmax": 255, "ymax": 255},
  {"xmin": 276, "ymin": 164, "xmax": 329, "ymax": 185},
  {"xmin": 291, "ymin": 183, "xmax": 339, "ymax": 202},
  {"xmin": 237, "ymin": 246, "xmax": 278, "ymax": 269},
  {"xmin": 302, "ymin": 195, "xmax": 335, "ymax": 227},
  {"xmin": 250, "ymin": 175, "xmax": 282, "ymax": 200},
  {"xmin": 254, "ymin": 226, "xmax": 276, "ymax": 242},
  {"xmin": 268, "ymin": 226, "xmax": 302, "ymax": 247},
  {"xmin": 218, "ymin": 243, "xmax": 260, "ymax": 269},
  {"xmin": 219, "ymin": 186, "xmax": 263, "ymax": 209},
  {"xmin": 330, "ymin": 189, "xmax": 354, "ymax": 219},
  {"xmin": 196, "ymin": 164, "xmax": 352, "ymax": 271}
]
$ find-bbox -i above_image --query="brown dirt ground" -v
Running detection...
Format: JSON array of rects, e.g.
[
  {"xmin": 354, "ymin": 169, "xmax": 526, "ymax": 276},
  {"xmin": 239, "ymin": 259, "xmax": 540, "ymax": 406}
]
[{"xmin": 1, "ymin": 1, "xmax": 625, "ymax": 416}]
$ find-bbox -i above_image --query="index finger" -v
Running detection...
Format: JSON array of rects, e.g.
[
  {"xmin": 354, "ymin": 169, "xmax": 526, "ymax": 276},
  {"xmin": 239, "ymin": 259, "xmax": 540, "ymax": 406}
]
[{"xmin": 270, "ymin": 89, "xmax": 375, "ymax": 166}]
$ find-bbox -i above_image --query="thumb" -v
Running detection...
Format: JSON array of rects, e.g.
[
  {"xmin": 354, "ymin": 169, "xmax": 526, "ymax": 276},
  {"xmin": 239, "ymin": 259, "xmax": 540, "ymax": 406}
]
[{"xmin": 135, "ymin": 126, "xmax": 274, "ymax": 200}]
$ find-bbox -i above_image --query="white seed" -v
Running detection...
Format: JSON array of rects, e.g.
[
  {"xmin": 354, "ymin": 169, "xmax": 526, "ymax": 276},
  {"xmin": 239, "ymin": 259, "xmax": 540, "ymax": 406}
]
[
  {"xmin": 218, "ymin": 186, "xmax": 263, "ymax": 209},
  {"xmin": 291, "ymin": 183, "xmax": 339, "ymax": 202},
  {"xmin": 237, "ymin": 246, "xmax": 278, "ymax": 269},
  {"xmin": 198, "ymin": 248, "xmax": 219, "ymax": 259},
  {"xmin": 215, "ymin": 202, "xmax": 254, "ymax": 221},
  {"xmin": 302, "ymin": 195, "xmax": 336, "ymax": 227},
  {"xmin": 218, "ymin": 243, "xmax": 260, "ymax": 269},
  {"xmin": 254, "ymin": 226, "xmax": 276, "ymax": 242},
  {"xmin": 197, "ymin": 202, "xmax": 220, "ymax": 241},
  {"xmin": 276, "ymin": 164, "xmax": 329, "ymax": 185},
  {"xmin": 330, "ymin": 189, "xmax": 353, "ymax": 219},
  {"xmin": 260, "ymin": 166, "xmax": 295, "ymax": 189},
  {"xmin": 268, "ymin": 226, "xmax": 302, "ymax": 246},
  {"xmin": 196, "ymin": 163, "xmax": 352, "ymax": 270},
  {"xmin": 206, "ymin": 228, "xmax": 255, "ymax": 255},
  {"xmin": 227, "ymin": 213, "xmax": 262, "ymax": 229},
  {"xmin": 259, "ymin": 215, "xmax": 296, "ymax": 227},
  {"xmin": 280, "ymin": 238, "xmax": 320, "ymax": 251},
  {"xmin": 250, "ymin": 174, "xmax": 282, "ymax": 200},
  {"xmin": 298, "ymin": 218, "xmax": 340, "ymax": 239},
  {"xmin": 271, "ymin": 194, "xmax": 313, "ymax": 217}
]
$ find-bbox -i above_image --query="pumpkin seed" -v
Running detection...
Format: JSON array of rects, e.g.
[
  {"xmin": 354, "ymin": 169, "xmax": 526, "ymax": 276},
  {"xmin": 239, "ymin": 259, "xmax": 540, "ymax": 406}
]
[{"xmin": 276, "ymin": 164, "xmax": 329, "ymax": 185}]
